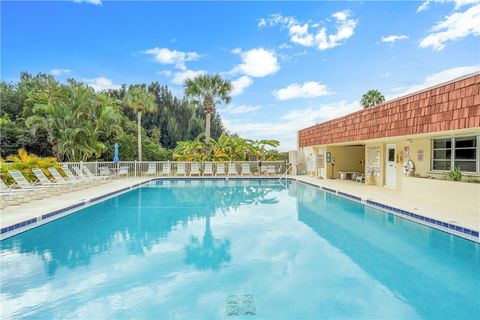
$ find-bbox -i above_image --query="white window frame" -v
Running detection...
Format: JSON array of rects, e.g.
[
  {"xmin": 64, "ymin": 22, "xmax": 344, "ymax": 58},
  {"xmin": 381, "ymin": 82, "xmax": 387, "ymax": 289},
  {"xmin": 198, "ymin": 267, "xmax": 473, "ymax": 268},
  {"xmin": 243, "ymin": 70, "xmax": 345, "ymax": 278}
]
[{"xmin": 431, "ymin": 134, "xmax": 480, "ymax": 173}]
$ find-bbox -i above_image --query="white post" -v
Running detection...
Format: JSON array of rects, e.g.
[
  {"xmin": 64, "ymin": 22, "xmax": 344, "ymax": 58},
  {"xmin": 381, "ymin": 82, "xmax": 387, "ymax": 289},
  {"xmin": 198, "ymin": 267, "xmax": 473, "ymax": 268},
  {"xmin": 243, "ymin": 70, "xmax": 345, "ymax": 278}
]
[{"xmin": 135, "ymin": 160, "xmax": 138, "ymax": 177}]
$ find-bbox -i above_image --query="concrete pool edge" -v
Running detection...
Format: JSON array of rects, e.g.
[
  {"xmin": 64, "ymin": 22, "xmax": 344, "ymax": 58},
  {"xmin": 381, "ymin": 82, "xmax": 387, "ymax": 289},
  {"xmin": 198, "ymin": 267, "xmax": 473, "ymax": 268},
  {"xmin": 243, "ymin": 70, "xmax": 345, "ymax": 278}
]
[{"xmin": 1, "ymin": 177, "xmax": 478, "ymax": 243}]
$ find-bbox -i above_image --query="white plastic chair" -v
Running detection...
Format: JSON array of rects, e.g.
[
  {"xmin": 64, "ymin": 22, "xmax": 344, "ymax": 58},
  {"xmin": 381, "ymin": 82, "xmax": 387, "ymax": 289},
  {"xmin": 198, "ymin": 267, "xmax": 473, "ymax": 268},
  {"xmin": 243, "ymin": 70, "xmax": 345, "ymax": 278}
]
[
  {"xmin": 161, "ymin": 163, "xmax": 171, "ymax": 176},
  {"xmin": 146, "ymin": 163, "xmax": 157, "ymax": 176},
  {"xmin": 190, "ymin": 163, "xmax": 201, "ymax": 176},
  {"xmin": 228, "ymin": 163, "xmax": 238, "ymax": 176},
  {"xmin": 216, "ymin": 163, "xmax": 226, "ymax": 176},
  {"xmin": 176, "ymin": 163, "xmax": 186, "ymax": 176},
  {"xmin": 203, "ymin": 163, "xmax": 214, "ymax": 176},
  {"xmin": 241, "ymin": 163, "xmax": 252, "ymax": 176}
]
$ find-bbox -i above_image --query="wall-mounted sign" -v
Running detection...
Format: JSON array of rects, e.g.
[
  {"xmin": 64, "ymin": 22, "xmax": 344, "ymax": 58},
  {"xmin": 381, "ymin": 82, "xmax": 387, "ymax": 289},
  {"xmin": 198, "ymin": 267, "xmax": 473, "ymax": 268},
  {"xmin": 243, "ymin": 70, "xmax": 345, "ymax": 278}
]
[
  {"xmin": 417, "ymin": 149, "xmax": 424, "ymax": 161},
  {"xmin": 326, "ymin": 152, "xmax": 332, "ymax": 163},
  {"xmin": 317, "ymin": 154, "xmax": 325, "ymax": 167},
  {"xmin": 404, "ymin": 146, "xmax": 410, "ymax": 158}
]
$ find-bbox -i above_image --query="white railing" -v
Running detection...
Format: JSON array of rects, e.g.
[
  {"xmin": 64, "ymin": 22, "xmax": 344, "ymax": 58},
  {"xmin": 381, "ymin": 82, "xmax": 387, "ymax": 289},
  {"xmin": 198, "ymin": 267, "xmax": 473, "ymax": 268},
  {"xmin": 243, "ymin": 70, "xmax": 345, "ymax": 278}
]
[{"xmin": 60, "ymin": 161, "xmax": 288, "ymax": 177}]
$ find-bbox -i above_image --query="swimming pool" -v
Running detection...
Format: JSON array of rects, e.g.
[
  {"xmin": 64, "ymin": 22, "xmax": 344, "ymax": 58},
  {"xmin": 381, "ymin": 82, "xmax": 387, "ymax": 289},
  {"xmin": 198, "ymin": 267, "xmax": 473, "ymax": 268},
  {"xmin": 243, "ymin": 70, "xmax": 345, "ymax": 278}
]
[{"xmin": 1, "ymin": 179, "xmax": 478, "ymax": 319}]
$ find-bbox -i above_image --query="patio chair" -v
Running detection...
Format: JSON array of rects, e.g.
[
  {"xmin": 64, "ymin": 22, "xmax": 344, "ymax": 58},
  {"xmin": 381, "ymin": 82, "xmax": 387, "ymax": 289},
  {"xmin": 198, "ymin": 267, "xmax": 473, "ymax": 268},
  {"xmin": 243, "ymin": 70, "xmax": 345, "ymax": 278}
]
[
  {"xmin": 161, "ymin": 163, "xmax": 171, "ymax": 176},
  {"xmin": 81, "ymin": 165, "xmax": 108, "ymax": 181},
  {"xmin": 216, "ymin": 163, "xmax": 226, "ymax": 176},
  {"xmin": 118, "ymin": 166, "xmax": 129, "ymax": 177},
  {"xmin": 241, "ymin": 163, "xmax": 252, "ymax": 176},
  {"xmin": 98, "ymin": 167, "xmax": 114, "ymax": 178},
  {"xmin": 0, "ymin": 179, "xmax": 31, "ymax": 207},
  {"xmin": 146, "ymin": 163, "xmax": 157, "ymax": 176},
  {"xmin": 72, "ymin": 166, "xmax": 104, "ymax": 184},
  {"xmin": 8, "ymin": 170, "xmax": 52, "ymax": 198},
  {"xmin": 203, "ymin": 163, "xmax": 214, "ymax": 176},
  {"xmin": 48, "ymin": 167, "xmax": 82, "ymax": 190},
  {"xmin": 32, "ymin": 168, "xmax": 72, "ymax": 191},
  {"xmin": 176, "ymin": 163, "xmax": 186, "ymax": 176},
  {"xmin": 190, "ymin": 163, "xmax": 201, "ymax": 176},
  {"xmin": 228, "ymin": 163, "xmax": 238, "ymax": 176},
  {"xmin": 266, "ymin": 165, "xmax": 276, "ymax": 175},
  {"xmin": 356, "ymin": 173, "xmax": 365, "ymax": 183}
]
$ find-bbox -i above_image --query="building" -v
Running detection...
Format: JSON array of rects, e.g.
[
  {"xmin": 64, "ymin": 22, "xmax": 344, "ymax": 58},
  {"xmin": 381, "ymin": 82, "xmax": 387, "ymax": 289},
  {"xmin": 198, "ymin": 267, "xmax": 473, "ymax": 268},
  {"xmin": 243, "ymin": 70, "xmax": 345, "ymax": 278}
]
[{"xmin": 296, "ymin": 72, "xmax": 480, "ymax": 205}]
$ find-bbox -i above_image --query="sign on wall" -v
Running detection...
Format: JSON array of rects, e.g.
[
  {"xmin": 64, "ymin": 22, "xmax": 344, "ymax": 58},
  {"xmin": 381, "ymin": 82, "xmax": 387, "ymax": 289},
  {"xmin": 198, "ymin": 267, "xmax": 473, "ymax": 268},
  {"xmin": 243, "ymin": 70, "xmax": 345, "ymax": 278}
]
[
  {"xmin": 417, "ymin": 150, "xmax": 424, "ymax": 161},
  {"xmin": 404, "ymin": 146, "xmax": 410, "ymax": 158},
  {"xmin": 317, "ymin": 154, "xmax": 325, "ymax": 168},
  {"xmin": 366, "ymin": 146, "xmax": 381, "ymax": 177}
]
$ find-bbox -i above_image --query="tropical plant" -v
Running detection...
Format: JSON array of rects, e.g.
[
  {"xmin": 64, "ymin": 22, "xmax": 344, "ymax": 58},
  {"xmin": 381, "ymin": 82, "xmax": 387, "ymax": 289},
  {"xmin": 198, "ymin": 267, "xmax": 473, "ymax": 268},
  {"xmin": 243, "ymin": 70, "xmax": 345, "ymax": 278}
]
[
  {"xmin": 173, "ymin": 132, "xmax": 281, "ymax": 162},
  {"xmin": 0, "ymin": 148, "xmax": 60, "ymax": 184},
  {"xmin": 184, "ymin": 74, "xmax": 232, "ymax": 143},
  {"xmin": 443, "ymin": 166, "xmax": 463, "ymax": 181},
  {"xmin": 361, "ymin": 89, "xmax": 385, "ymax": 109},
  {"xmin": 125, "ymin": 86, "xmax": 157, "ymax": 161},
  {"xmin": 26, "ymin": 81, "xmax": 123, "ymax": 161}
]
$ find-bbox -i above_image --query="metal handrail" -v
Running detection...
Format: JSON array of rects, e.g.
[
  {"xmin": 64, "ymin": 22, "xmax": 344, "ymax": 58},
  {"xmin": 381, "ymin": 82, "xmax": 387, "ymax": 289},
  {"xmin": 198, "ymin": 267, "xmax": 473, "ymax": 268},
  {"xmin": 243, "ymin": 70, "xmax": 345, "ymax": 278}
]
[{"xmin": 279, "ymin": 163, "xmax": 292, "ymax": 181}]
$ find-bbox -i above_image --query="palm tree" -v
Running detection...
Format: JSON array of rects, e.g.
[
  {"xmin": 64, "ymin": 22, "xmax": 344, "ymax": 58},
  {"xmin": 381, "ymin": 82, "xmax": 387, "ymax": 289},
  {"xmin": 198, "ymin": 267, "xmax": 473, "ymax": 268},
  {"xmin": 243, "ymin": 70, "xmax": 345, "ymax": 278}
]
[
  {"xmin": 361, "ymin": 89, "xmax": 385, "ymax": 109},
  {"xmin": 125, "ymin": 86, "xmax": 157, "ymax": 161},
  {"xmin": 184, "ymin": 74, "xmax": 232, "ymax": 143}
]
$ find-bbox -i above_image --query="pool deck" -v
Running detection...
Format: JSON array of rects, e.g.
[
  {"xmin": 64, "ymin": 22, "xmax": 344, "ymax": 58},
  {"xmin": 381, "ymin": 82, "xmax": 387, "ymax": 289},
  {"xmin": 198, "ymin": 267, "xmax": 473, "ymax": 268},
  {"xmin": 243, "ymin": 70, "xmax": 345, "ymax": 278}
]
[
  {"xmin": 294, "ymin": 176, "xmax": 479, "ymax": 241},
  {"xmin": 1, "ymin": 176, "xmax": 478, "ymax": 242}
]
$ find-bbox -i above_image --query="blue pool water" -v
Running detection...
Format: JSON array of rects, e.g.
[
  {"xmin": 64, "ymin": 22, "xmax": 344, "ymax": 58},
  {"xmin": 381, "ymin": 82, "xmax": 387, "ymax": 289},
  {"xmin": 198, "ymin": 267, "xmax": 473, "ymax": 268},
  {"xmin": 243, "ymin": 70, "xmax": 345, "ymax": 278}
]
[{"xmin": 0, "ymin": 179, "xmax": 479, "ymax": 319}]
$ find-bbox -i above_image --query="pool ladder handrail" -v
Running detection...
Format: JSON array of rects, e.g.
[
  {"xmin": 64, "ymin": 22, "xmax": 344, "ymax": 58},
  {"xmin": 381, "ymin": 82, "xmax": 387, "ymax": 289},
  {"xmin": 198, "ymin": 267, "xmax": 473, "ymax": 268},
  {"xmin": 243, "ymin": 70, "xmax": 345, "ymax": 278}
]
[{"xmin": 279, "ymin": 163, "xmax": 292, "ymax": 182}]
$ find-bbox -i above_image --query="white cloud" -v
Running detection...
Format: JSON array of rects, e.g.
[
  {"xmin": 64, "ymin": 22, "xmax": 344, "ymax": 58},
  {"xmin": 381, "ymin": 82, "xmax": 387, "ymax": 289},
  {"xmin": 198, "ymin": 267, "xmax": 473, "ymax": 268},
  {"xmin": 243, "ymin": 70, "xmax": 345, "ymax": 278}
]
[
  {"xmin": 223, "ymin": 100, "xmax": 360, "ymax": 151},
  {"xmin": 171, "ymin": 70, "xmax": 206, "ymax": 85},
  {"xmin": 417, "ymin": 0, "xmax": 479, "ymax": 12},
  {"xmin": 84, "ymin": 77, "xmax": 121, "ymax": 91},
  {"xmin": 231, "ymin": 76, "xmax": 253, "ymax": 96},
  {"xmin": 220, "ymin": 104, "xmax": 261, "ymax": 114},
  {"xmin": 49, "ymin": 68, "xmax": 71, "ymax": 76},
  {"xmin": 381, "ymin": 35, "xmax": 409, "ymax": 43},
  {"xmin": 158, "ymin": 70, "xmax": 172, "ymax": 77},
  {"xmin": 72, "ymin": 0, "xmax": 102, "ymax": 4},
  {"xmin": 419, "ymin": 4, "xmax": 480, "ymax": 50},
  {"xmin": 143, "ymin": 47, "xmax": 201, "ymax": 70},
  {"xmin": 260, "ymin": 11, "xmax": 357, "ymax": 50},
  {"xmin": 231, "ymin": 48, "xmax": 280, "ymax": 78},
  {"xmin": 273, "ymin": 81, "xmax": 331, "ymax": 100},
  {"xmin": 390, "ymin": 65, "xmax": 480, "ymax": 97}
]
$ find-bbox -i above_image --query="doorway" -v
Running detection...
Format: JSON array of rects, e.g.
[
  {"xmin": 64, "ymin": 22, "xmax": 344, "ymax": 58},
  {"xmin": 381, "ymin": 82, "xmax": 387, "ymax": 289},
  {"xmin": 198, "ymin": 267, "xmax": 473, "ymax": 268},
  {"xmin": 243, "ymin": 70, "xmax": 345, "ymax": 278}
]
[{"xmin": 385, "ymin": 144, "xmax": 396, "ymax": 187}]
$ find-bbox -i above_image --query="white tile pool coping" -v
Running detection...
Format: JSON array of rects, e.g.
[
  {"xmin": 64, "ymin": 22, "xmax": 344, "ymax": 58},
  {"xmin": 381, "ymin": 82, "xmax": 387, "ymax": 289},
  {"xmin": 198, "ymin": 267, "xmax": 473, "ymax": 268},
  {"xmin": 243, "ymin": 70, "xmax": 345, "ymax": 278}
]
[{"xmin": 1, "ymin": 176, "xmax": 479, "ymax": 243}]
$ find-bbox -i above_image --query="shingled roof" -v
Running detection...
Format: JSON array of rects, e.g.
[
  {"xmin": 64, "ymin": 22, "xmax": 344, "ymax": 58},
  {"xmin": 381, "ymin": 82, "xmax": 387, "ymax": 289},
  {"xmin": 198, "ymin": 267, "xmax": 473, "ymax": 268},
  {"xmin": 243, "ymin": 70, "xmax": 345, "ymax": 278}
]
[{"xmin": 298, "ymin": 73, "xmax": 480, "ymax": 147}]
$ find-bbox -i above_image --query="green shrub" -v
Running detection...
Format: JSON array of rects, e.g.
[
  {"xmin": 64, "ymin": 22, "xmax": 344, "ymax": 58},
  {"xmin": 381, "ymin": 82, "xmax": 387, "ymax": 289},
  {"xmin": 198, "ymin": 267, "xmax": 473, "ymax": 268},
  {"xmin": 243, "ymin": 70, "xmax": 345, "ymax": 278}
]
[{"xmin": 443, "ymin": 166, "xmax": 463, "ymax": 182}]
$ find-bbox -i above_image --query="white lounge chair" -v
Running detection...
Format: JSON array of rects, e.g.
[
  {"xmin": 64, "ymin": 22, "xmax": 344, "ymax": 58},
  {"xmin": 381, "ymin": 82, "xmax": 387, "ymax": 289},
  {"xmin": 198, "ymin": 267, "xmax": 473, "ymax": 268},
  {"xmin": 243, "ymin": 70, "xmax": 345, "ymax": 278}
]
[
  {"xmin": 72, "ymin": 166, "xmax": 104, "ymax": 184},
  {"xmin": 118, "ymin": 166, "xmax": 129, "ymax": 177},
  {"xmin": 203, "ymin": 163, "xmax": 214, "ymax": 176},
  {"xmin": 176, "ymin": 163, "xmax": 186, "ymax": 176},
  {"xmin": 228, "ymin": 163, "xmax": 238, "ymax": 176},
  {"xmin": 216, "ymin": 163, "xmax": 226, "ymax": 176},
  {"xmin": 0, "ymin": 179, "xmax": 31, "ymax": 207},
  {"xmin": 81, "ymin": 165, "xmax": 108, "ymax": 181},
  {"xmin": 190, "ymin": 163, "xmax": 201, "ymax": 176},
  {"xmin": 161, "ymin": 163, "xmax": 171, "ymax": 176},
  {"xmin": 266, "ymin": 165, "xmax": 276, "ymax": 175},
  {"xmin": 8, "ymin": 170, "xmax": 52, "ymax": 198},
  {"xmin": 98, "ymin": 166, "xmax": 115, "ymax": 178},
  {"xmin": 48, "ymin": 167, "xmax": 81, "ymax": 189},
  {"xmin": 32, "ymin": 168, "xmax": 71, "ymax": 191},
  {"xmin": 146, "ymin": 163, "xmax": 157, "ymax": 176},
  {"xmin": 241, "ymin": 163, "xmax": 252, "ymax": 176}
]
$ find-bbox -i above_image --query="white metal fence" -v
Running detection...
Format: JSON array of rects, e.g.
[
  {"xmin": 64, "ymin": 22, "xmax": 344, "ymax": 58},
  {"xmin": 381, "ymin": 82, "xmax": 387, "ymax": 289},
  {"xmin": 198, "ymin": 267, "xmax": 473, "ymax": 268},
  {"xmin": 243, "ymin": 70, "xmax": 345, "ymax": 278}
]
[{"xmin": 60, "ymin": 161, "xmax": 288, "ymax": 177}]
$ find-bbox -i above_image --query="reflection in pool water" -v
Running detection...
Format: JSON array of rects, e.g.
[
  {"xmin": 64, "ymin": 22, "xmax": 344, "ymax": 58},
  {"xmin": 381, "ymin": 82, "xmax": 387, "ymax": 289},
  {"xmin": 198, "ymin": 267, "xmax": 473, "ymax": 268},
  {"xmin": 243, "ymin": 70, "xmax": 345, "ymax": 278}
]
[{"xmin": 0, "ymin": 179, "xmax": 478, "ymax": 319}]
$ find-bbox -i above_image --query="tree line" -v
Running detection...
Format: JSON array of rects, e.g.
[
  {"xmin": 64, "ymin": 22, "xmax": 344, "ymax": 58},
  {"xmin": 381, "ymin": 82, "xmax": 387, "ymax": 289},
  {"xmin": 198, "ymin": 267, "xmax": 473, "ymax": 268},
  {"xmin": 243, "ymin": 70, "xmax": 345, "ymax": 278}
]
[{"xmin": 0, "ymin": 72, "xmax": 225, "ymax": 161}]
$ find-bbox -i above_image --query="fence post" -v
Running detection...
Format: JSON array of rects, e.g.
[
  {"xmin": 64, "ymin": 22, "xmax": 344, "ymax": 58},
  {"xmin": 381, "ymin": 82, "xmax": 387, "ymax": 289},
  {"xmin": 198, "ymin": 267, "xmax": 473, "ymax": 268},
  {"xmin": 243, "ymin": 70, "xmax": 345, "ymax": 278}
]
[
  {"xmin": 134, "ymin": 160, "xmax": 137, "ymax": 177},
  {"xmin": 95, "ymin": 161, "xmax": 98, "ymax": 175}
]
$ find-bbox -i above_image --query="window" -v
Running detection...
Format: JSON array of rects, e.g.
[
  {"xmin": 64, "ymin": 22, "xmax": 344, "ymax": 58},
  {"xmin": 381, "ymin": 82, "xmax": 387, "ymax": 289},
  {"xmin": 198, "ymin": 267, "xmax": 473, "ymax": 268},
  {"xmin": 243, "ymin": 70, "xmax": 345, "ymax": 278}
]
[{"xmin": 432, "ymin": 136, "xmax": 479, "ymax": 172}]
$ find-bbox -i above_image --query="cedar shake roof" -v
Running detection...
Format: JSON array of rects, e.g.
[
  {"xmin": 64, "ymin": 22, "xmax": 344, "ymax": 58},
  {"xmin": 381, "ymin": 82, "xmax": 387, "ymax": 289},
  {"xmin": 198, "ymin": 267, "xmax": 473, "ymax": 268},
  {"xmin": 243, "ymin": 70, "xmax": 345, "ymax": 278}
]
[{"xmin": 298, "ymin": 73, "xmax": 480, "ymax": 147}]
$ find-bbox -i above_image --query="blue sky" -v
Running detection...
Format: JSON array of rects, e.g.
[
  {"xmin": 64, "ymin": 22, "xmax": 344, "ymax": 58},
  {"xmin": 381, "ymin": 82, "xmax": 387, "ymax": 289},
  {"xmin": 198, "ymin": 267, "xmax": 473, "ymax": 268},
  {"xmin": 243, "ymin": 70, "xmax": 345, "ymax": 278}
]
[{"xmin": 2, "ymin": 0, "xmax": 479, "ymax": 150}]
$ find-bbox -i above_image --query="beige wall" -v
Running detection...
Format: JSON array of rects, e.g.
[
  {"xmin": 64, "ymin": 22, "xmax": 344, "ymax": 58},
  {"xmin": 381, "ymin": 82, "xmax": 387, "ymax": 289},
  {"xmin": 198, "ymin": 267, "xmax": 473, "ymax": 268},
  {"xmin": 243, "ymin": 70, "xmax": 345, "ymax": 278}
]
[{"xmin": 326, "ymin": 146, "xmax": 365, "ymax": 179}]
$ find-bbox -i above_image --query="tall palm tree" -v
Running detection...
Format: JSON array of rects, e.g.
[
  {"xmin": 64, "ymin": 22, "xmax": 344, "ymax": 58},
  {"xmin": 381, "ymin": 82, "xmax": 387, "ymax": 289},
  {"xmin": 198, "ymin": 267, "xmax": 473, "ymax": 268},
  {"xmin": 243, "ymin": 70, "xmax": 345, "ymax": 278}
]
[
  {"xmin": 125, "ymin": 86, "xmax": 157, "ymax": 161},
  {"xmin": 184, "ymin": 74, "xmax": 232, "ymax": 143},
  {"xmin": 361, "ymin": 89, "xmax": 385, "ymax": 109}
]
